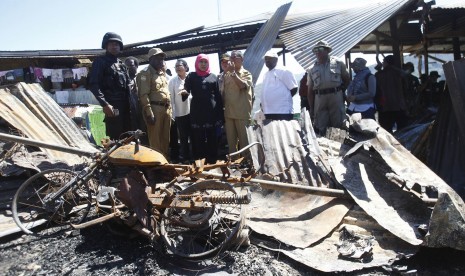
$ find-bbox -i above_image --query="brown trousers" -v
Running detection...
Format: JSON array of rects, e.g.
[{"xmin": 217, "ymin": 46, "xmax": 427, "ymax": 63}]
[
  {"xmin": 225, "ymin": 117, "xmax": 249, "ymax": 154},
  {"xmin": 145, "ymin": 106, "xmax": 171, "ymax": 159}
]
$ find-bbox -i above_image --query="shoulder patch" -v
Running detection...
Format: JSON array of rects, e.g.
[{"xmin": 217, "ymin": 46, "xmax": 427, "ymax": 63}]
[{"xmin": 140, "ymin": 75, "xmax": 147, "ymax": 81}]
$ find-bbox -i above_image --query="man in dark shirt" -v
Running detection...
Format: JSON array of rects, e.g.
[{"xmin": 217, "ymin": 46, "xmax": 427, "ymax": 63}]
[
  {"xmin": 402, "ymin": 62, "xmax": 420, "ymax": 117},
  {"xmin": 89, "ymin": 32, "xmax": 131, "ymax": 140},
  {"xmin": 426, "ymin": 71, "xmax": 444, "ymax": 108},
  {"xmin": 375, "ymin": 55, "xmax": 408, "ymax": 133},
  {"xmin": 125, "ymin": 56, "xmax": 145, "ymax": 133},
  {"xmin": 299, "ymin": 72, "xmax": 309, "ymax": 111}
]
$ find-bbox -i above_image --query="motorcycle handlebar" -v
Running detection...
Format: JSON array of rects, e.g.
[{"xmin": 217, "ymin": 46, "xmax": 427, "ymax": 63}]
[{"xmin": 118, "ymin": 130, "xmax": 146, "ymax": 144}]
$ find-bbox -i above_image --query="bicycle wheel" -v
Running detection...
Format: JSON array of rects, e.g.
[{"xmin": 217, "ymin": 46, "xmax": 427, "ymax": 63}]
[
  {"xmin": 12, "ymin": 168, "xmax": 92, "ymax": 236},
  {"xmin": 160, "ymin": 180, "xmax": 246, "ymax": 259}
]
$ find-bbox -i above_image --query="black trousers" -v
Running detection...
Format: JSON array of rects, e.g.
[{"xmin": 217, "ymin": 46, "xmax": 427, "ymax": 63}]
[
  {"xmin": 191, "ymin": 127, "xmax": 218, "ymax": 164},
  {"xmin": 104, "ymin": 101, "xmax": 131, "ymax": 140},
  {"xmin": 169, "ymin": 119, "xmax": 179, "ymax": 160},
  {"xmin": 378, "ymin": 110, "xmax": 408, "ymax": 133},
  {"xmin": 175, "ymin": 114, "xmax": 191, "ymax": 160}
]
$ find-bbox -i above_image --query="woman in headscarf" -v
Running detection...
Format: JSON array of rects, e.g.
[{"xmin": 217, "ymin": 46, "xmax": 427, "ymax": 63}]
[{"xmin": 180, "ymin": 54, "xmax": 223, "ymax": 164}]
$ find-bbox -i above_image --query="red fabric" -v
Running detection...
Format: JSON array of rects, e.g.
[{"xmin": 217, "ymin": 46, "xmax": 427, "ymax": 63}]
[{"xmin": 195, "ymin": 54, "xmax": 210, "ymax": 77}]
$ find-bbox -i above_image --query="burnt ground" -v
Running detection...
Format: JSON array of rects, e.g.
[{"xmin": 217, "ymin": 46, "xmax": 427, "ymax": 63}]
[
  {"xmin": 2, "ymin": 178, "xmax": 465, "ymax": 275},
  {"xmin": 1, "ymin": 224, "xmax": 465, "ymax": 276},
  {"xmin": 0, "ymin": 225, "xmax": 315, "ymax": 276}
]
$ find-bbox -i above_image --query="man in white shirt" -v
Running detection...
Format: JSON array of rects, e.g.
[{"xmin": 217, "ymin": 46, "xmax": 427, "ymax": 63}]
[
  {"xmin": 168, "ymin": 59, "xmax": 192, "ymax": 162},
  {"xmin": 261, "ymin": 50, "xmax": 298, "ymax": 120}
]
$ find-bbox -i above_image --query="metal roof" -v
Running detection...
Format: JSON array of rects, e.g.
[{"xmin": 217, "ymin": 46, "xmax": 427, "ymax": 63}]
[
  {"xmin": 280, "ymin": 0, "xmax": 417, "ymax": 70},
  {"xmin": 1, "ymin": 0, "xmax": 463, "ymax": 72},
  {"xmin": 427, "ymin": 59, "xmax": 465, "ymax": 198},
  {"xmin": 0, "ymin": 83, "xmax": 97, "ymax": 165},
  {"xmin": 242, "ymin": 2, "xmax": 292, "ymax": 85},
  {"xmin": 247, "ymin": 111, "xmax": 332, "ymax": 188}
]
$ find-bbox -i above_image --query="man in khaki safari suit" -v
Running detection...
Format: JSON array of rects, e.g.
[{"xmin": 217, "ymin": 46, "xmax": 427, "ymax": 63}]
[{"xmin": 222, "ymin": 50, "xmax": 253, "ymax": 156}]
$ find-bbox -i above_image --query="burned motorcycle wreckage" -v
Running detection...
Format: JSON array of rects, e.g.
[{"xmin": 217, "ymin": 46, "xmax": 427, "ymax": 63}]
[{"xmin": 11, "ymin": 130, "xmax": 259, "ymax": 259}]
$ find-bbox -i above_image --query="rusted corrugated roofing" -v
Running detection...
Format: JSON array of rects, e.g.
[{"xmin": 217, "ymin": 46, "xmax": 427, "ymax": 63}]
[{"xmin": 0, "ymin": 83, "xmax": 97, "ymax": 165}]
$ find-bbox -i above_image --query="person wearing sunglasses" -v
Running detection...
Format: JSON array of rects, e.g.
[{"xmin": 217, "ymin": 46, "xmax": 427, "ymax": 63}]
[{"xmin": 307, "ymin": 40, "xmax": 350, "ymax": 135}]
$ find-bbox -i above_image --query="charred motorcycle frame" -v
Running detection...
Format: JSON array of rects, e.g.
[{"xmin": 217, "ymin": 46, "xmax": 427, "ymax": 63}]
[{"xmin": 11, "ymin": 130, "xmax": 258, "ymax": 259}]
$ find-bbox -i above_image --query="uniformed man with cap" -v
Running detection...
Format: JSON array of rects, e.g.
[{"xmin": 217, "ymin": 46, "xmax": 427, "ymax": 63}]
[
  {"xmin": 89, "ymin": 32, "xmax": 132, "ymax": 140},
  {"xmin": 307, "ymin": 40, "xmax": 350, "ymax": 135},
  {"xmin": 136, "ymin": 48, "xmax": 171, "ymax": 158}
]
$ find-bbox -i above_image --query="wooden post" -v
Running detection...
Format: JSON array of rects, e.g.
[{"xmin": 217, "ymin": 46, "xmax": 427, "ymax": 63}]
[
  {"xmin": 389, "ymin": 16, "xmax": 401, "ymax": 68},
  {"xmin": 424, "ymin": 44, "xmax": 429, "ymax": 76},
  {"xmin": 452, "ymin": 19, "xmax": 461, "ymax": 61},
  {"xmin": 345, "ymin": 51, "xmax": 352, "ymax": 79},
  {"xmin": 453, "ymin": 38, "xmax": 461, "ymax": 61}
]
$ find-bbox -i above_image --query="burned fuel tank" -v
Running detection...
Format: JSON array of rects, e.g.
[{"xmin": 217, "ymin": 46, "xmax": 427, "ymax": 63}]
[{"xmin": 109, "ymin": 144, "xmax": 168, "ymax": 166}]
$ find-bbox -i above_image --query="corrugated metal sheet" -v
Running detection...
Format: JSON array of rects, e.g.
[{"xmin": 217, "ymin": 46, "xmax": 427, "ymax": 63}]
[
  {"xmin": 10, "ymin": 83, "xmax": 97, "ymax": 152},
  {"xmin": 5, "ymin": 0, "xmax": 463, "ymax": 73},
  {"xmin": 202, "ymin": 13, "xmax": 269, "ymax": 32},
  {"xmin": 247, "ymin": 192, "xmax": 352, "ymax": 248},
  {"xmin": 280, "ymin": 0, "xmax": 415, "ymax": 70},
  {"xmin": 243, "ymin": 2, "xmax": 292, "ymax": 85},
  {"xmin": 247, "ymin": 110, "xmax": 331, "ymax": 187},
  {"xmin": 255, "ymin": 206, "xmax": 418, "ymax": 273},
  {"xmin": 436, "ymin": 3, "xmax": 465, "ymax": 9},
  {"xmin": 422, "ymin": 6, "xmax": 465, "ymax": 53},
  {"xmin": 3, "ymin": 0, "xmax": 464, "ymax": 72},
  {"xmin": 339, "ymin": 125, "xmax": 465, "ymax": 251},
  {"xmin": 0, "ymin": 83, "xmax": 97, "ymax": 165},
  {"xmin": 428, "ymin": 59, "xmax": 465, "ymax": 198}
]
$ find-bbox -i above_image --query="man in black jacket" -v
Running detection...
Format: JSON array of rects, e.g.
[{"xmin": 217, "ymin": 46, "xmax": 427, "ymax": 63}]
[{"xmin": 89, "ymin": 32, "xmax": 131, "ymax": 140}]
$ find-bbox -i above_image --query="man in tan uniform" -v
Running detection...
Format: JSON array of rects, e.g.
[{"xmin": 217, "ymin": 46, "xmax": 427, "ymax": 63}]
[
  {"xmin": 136, "ymin": 48, "xmax": 171, "ymax": 158},
  {"xmin": 307, "ymin": 40, "xmax": 350, "ymax": 135},
  {"xmin": 222, "ymin": 50, "xmax": 253, "ymax": 155}
]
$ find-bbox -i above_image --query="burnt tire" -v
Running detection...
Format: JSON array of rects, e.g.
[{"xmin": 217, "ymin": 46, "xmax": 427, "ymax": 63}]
[
  {"xmin": 160, "ymin": 180, "xmax": 245, "ymax": 259},
  {"xmin": 12, "ymin": 169, "xmax": 92, "ymax": 237}
]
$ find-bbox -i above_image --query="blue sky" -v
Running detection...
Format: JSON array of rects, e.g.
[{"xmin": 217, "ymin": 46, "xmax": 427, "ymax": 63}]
[{"xmin": 2, "ymin": 0, "xmax": 460, "ymax": 51}]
